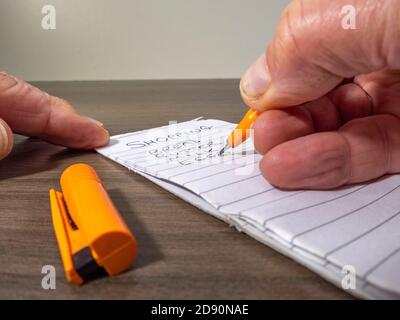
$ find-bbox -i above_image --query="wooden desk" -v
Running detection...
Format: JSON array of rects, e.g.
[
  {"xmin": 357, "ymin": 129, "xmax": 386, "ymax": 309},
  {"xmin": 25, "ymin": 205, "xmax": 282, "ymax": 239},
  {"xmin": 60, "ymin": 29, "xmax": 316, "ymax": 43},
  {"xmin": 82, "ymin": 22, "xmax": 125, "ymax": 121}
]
[{"xmin": 0, "ymin": 80, "xmax": 351, "ymax": 299}]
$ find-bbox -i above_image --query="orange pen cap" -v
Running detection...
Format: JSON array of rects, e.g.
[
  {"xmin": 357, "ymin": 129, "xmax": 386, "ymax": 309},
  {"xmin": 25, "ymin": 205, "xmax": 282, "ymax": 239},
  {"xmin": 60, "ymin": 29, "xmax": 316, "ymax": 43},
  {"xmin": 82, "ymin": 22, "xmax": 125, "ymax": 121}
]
[{"xmin": 49, "ymin": 163, "xmax": 137, "ymax": 285}]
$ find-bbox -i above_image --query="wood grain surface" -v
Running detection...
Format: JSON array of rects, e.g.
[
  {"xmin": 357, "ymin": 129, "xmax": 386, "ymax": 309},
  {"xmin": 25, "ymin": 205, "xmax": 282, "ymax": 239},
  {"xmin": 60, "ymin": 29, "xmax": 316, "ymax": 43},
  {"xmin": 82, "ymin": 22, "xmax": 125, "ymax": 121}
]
[{"xmin": 0, "ymin": 80, "xmax": 352, "ymax": 299}]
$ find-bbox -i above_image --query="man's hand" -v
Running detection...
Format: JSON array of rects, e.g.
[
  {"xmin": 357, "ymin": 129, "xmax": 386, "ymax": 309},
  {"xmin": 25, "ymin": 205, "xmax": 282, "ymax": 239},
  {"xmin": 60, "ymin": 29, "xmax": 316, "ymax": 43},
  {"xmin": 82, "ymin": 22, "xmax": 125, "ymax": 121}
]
[
  {"xmin": 240, "ymin": 0, "xmax": 400, "ymax": 189},
  {"xmin": 0, "ymin": 71, "xmax": 109, "ymax": 160}
]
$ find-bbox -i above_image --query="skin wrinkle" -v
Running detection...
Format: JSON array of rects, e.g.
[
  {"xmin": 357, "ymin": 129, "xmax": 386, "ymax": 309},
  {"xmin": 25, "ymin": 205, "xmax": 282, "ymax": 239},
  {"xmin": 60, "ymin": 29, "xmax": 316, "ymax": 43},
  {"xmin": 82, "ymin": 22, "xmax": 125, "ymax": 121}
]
[
  {"xmin": 298, "ymin": 105, "xmax": 317, "ymax": 131},
  {"xmin": 372, "ymin": 116, "xmax": 392, "ymax": 174},
  {"xmin": 387, "ymin": 0, "xmax": 400, "ymax": 68},
  {"xmin": 303, "ymin": 164, "xmax": 347, "ymax": 188},
  {"xmin": 351, "ymin": 81, "xmax": 375, "ymax": 115},
  {"xmin": 354, "ymin": 78, "xmax": 381, "ymax": 115},
  {"xmin": 325, "ymin": 93, "xmax": 344, "ymax": 125},
  {"xmin": 39, "ymin": 95, "xmax": 53, "ymax": 138},
  {"xmin": 314, "ymin": 5, "xmax": 364, "ymax": 78},
  {"xmin": 273, "ymin": 1, "xmax": 353, "ymax": 105},
  {"xmin": 72, "ymin": 125, "xmax": 92, "ymax": 148},
  {"xmin": 364, "ymin": 1, "xmax": 390, "ymax": 71},
  {"xmin": 303, "ymin": 96, "xmax": 340, "ymax": 131},
  {"xmin": 266, "ymin": 133, "xmax": 347, "ymax": 185},
  {"xmin": 338, "ymin": 132, "xmax": 353, "ymax": 184},
  {"xmin": 284, "ymin": 4, "xmax": 301, "ymax": 53},
  {"xmin": 368, "ymin": 0, "xmax": 399, "ymax": 70},
  {"xmin": 377, "ymin": 1, "xmax": 391, "ymax": 68},
  {"xmin": 299, "ymin": 0, "xmax": 305, "ymax": 23},
  {"xmin": 3, "ymin": 80, "xmax": 47, "ymax": 133},
  {"xmin": 300, "ymin": 105, "xmax": 317, "ymax": 131},
  {"xmin": 42, "ymin": 103, "xmax": 85, "ymax": 147},
  {"xmin": 274, "ymin": 1, "xmax": 314, "ymax": 73},
  {"xmin": 0, "ymin": 74, "xmax": 18, "ymax": 95},
  {"xmin": 356, "ymin": 1, "xmax": 378, "ymax": 69},
  {"xmin": 286, "ymin": 2, "xmax": 323, "ymax": 73},
  {"xmin": 309, "ymin": 157, "xmax": 344, "ymax": 180},
  {"xmin": 309, "ymin": 2, "xmax": 351, "ymax": 77},
  {"xmin": 316, "ymin": 1, "xmax": 390, "ymax": 78},
  {"xmin": 355, "ymin": 71, "xmax": 400, "ymax": 118}
]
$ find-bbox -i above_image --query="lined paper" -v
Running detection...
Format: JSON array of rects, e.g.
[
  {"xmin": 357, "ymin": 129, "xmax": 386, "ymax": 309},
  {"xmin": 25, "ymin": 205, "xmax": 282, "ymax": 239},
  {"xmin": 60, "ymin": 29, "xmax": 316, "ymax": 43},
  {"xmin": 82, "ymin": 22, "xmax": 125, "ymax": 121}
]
[{"xmin": 97, "ymin": 119, "xmax": 400, "ymax": 299}]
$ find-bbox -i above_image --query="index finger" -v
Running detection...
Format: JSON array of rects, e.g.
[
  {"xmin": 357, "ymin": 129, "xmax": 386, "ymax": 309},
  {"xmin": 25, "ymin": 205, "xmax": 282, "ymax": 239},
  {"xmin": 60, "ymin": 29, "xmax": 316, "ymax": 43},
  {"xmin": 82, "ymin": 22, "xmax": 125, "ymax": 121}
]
[{"xmin": 0, "ymin": 72, "xmax": 109, "ymax": 149}]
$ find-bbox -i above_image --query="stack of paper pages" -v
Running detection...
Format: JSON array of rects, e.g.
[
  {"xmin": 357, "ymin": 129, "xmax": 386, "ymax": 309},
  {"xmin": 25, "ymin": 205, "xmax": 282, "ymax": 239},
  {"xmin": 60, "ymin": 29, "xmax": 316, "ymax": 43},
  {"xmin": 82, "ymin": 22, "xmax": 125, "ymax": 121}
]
[{"xmin": 97, "ymin": 119, "xmax": 400, "ymax": 299}]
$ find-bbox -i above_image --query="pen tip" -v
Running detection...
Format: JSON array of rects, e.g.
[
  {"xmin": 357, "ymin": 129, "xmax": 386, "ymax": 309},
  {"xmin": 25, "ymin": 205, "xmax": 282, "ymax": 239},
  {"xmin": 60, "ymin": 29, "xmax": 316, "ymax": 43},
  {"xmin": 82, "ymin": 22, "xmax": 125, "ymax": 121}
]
[{"xmin": 219, "ymin": 143, "xmax": 231, "ymax": 156}]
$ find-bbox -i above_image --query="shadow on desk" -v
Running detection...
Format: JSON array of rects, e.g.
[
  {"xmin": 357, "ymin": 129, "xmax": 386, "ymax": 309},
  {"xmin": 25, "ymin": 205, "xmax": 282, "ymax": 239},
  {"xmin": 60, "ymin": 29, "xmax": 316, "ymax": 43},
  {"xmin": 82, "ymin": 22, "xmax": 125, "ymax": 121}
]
[
  {"xmin": 0, "ymin": 137, "xmax": 89, "ymax": 180},
  {"xmin": 102, "ymin": 189, "xmax": 164, "ymax": 270}
]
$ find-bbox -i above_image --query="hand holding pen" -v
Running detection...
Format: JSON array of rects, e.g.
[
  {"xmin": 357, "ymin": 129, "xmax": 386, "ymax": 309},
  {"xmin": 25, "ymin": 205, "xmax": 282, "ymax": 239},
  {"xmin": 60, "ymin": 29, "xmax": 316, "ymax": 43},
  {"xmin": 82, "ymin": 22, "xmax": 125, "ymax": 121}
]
[{"xmin": 234, "ymin": 0, "xmax": 400, "ymax": 190}]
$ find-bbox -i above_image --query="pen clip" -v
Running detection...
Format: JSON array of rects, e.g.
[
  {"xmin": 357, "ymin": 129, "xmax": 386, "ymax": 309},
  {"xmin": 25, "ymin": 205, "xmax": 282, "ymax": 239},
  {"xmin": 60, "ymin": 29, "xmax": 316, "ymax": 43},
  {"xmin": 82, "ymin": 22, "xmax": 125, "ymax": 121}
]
[{"xmin": 49, "ymin": 189, "xmax": 85, "ymax": 285}]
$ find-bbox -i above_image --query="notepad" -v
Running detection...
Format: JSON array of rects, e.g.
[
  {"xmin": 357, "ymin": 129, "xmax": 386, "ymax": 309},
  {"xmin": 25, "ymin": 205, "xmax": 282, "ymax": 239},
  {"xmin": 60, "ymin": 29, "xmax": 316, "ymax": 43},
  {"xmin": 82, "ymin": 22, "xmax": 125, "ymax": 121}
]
[{"xmin": 97, "ymin": 118, "xmax": 400, "ymax": 299}]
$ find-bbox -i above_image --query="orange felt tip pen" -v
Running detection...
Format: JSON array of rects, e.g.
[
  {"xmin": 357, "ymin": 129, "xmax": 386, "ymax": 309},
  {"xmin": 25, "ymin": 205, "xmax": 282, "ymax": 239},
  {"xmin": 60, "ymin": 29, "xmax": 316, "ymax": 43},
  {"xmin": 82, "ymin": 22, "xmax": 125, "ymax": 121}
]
[
  {"xmin": 49, "ymin": 163, "xmax": 137, "ymax": 285},
  {"xmin": 219, "ymin": 108, "xmax": 260, "ymax": 155}
]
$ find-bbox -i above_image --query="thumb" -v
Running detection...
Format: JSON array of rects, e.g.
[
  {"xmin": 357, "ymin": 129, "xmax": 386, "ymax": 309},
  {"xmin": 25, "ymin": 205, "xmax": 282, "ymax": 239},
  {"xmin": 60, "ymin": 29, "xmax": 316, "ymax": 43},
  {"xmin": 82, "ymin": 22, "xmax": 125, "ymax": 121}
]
[
  {"xmin": 0, "ymin": 118, "xmax": 13, "ymax": 160},
  {"xmin": 240, "ymin": 0, "xmax": 400, "ymax": 111}
]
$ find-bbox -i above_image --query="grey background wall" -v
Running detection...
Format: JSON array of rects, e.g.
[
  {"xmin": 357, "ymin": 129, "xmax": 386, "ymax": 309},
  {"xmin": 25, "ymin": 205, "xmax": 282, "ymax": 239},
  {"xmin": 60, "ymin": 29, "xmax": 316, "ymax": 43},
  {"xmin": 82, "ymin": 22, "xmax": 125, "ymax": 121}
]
[{"xmin": 0, "ymin": 0, "xmax": 289, "ymax": 81}]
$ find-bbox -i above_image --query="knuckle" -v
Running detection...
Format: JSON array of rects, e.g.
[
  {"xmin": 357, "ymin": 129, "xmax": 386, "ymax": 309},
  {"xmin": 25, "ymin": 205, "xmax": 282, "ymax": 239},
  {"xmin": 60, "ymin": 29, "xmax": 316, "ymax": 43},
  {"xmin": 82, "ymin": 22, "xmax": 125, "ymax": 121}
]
[
  {"xmin": 0, "ymin": 71, "xmax": 19, "ymax": 94},
  {"xmin": 50, "ymin": 96, "xmax": 76, "ymax": 113},
  {"xmin": 275, "ymin": 0, "xmax": 318, "ymax": 60}
]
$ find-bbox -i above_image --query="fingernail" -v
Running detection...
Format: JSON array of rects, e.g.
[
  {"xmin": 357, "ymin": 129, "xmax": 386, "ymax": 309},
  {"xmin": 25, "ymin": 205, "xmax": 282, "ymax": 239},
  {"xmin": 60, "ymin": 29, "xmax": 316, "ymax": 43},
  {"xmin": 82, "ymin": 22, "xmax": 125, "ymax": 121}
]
[
  {"xmin": 96, "ymin": 127, "xmax": 110, "ymax": 147},
  {"xmin": 84, "ymin": 116, "xmax": 104, "ymax": 128},
  {"xmin": 241, "ymin": 54, "xmax": 271, "ymax": 98},
  {"xmin": 83, "ymin": 116, "xmax": 110, "ymax": 147}
]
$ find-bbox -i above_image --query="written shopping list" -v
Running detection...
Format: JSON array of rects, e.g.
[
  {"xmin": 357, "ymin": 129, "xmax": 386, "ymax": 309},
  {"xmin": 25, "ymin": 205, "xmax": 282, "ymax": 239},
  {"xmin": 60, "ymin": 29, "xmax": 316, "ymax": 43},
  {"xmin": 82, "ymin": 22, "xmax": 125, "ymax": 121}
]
[{"xmin": 97, "ymin": 118, "xmax": 400, "ymax": 299}]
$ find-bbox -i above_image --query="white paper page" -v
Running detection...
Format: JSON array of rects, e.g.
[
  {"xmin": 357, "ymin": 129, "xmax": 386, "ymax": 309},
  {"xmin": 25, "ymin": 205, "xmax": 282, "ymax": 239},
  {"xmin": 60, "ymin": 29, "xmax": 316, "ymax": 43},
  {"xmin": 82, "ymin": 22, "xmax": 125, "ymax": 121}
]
[{"xmin": 97, "ymin": 119, "xmax": 400, "ymax": 299}]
